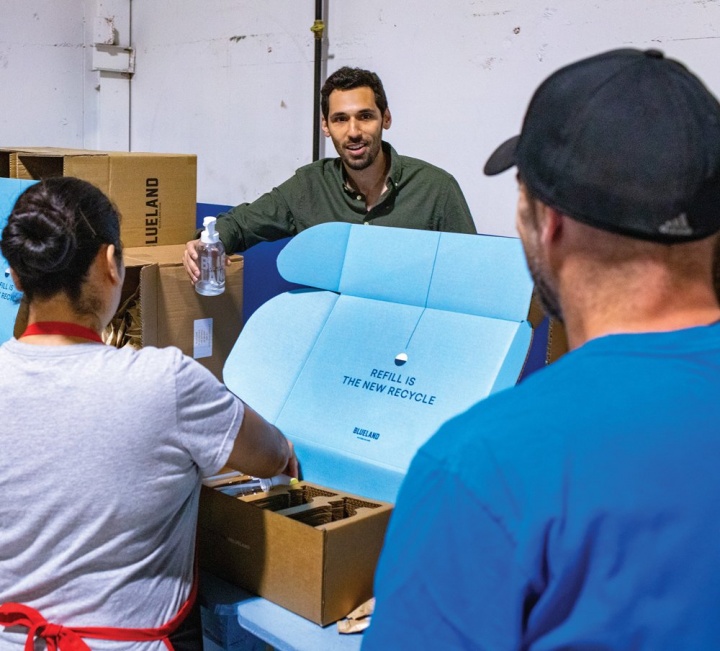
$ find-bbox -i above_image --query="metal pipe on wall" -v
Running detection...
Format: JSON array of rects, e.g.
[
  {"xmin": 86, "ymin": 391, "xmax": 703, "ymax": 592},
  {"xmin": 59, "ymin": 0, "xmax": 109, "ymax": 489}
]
[{"xmin": 311, "ymin": 0, "xmax": 325, "ymax": 161}]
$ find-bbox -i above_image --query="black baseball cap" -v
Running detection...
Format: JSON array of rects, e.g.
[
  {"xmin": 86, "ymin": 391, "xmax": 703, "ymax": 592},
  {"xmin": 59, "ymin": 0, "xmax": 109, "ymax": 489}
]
[{"xmin": 484, "ymin": 48, "xmax": 720, "ymax": 243}]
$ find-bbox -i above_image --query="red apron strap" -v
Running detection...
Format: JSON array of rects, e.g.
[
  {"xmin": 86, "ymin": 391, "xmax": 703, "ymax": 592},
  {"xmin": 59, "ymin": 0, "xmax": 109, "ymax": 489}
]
[
  {"xmin": 0, "ymin": 565, "xmax": 198, "ymax": 651},
  {"xmin": 0, "ymin": 602, "xmax": 89, "ymax": 651}
]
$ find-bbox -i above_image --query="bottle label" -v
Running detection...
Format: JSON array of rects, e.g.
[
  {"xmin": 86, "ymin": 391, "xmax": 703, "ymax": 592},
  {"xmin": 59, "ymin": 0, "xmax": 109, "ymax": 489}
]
[
  {"xmin": 200, "ymin": 254, "xmax": 225, "ymax": 284},
  {"xmin": 197, "ymin": 243, "xmax": 226, "ymax": 296}
]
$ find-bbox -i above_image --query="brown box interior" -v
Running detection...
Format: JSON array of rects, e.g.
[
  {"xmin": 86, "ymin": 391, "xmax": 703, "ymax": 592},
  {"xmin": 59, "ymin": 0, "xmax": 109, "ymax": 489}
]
[
  {"xmin": 198, "ymin": 477, "xmax": 393, "ymax": 626},
  {"xmin": 0, "ymin": 151, "xmax": 10, "ymax": 178}
]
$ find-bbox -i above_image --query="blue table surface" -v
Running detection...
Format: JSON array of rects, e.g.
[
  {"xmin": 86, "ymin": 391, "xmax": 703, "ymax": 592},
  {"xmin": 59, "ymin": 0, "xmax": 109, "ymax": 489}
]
[{"xmin": 200, "ymin": 571, "xmax": 364, "ymax": 651}]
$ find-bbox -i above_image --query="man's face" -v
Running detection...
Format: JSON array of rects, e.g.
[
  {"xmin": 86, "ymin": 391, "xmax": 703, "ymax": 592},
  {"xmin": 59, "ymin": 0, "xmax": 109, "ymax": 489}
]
[
  {"xmin": 516, "ymin": 184, "xmax": 564, "ymax": 322},
  {"xmin": 322, "ymin": 87, "xmax": 391, "ymax": 171}
]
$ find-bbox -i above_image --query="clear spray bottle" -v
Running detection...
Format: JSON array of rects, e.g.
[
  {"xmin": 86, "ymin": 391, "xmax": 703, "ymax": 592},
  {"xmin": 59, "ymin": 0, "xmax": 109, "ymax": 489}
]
[
  {"xmin": 195, "ymin": 216, "xmax": 226, "ymax": 296},
  {"xmin": 216, "ymin": 474, "xmax": 297, "ymax": 496}
]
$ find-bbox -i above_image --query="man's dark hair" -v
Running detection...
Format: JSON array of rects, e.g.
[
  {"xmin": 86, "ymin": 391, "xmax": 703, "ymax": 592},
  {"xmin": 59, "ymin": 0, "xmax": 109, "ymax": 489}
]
[{"xmin": 321, "ymin": 67, "xmax": 388, "ymax": 120}]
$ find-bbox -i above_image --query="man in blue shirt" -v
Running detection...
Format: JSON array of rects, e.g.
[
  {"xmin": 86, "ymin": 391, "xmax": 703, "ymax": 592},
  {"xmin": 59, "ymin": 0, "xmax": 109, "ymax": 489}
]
[{"xmin": 363, "ymin": 49, "xmax": 720, "ymax": 650}]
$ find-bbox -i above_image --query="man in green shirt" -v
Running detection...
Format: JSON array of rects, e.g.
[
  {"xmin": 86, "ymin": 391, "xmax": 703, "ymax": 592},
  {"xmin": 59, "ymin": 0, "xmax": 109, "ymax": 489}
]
[{"xmin": 183, "ymin": 67, "xmax": 476, "ymax": 283}]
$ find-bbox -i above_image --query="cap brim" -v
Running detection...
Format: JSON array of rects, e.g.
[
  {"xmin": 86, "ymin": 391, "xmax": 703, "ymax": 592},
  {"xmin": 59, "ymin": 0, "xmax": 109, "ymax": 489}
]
[{"xmin": 483, "ymin": 135, "xmax": 520, "ymax": 176}]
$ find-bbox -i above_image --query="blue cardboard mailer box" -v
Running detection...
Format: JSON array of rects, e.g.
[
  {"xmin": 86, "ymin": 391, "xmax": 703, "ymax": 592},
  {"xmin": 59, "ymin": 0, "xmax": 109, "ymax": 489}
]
[
  {"xmin": 198, "ymin": 223, "xmax": 538, "ymax": 626},
  {"xmin": 0, "ymin": 178, "xmax": 38, "ymax": 345}
]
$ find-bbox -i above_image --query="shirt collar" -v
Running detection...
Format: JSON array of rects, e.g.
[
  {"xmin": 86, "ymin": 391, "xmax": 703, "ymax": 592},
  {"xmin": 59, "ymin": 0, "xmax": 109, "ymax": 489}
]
[{"xmin": 384, "ymin": 142, "xmax": 401, "ymax": 187}]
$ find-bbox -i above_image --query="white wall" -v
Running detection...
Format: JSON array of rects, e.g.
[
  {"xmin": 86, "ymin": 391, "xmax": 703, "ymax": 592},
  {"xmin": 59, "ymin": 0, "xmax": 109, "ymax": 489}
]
[
  {"xmin": 130, "ymin": 0, "xmax": 319, "ymax": 206},
  {"xmin": 2, "ymin": 0, "xmax": 720, "ymax": 236},
  {"xmin": 0, "ymin": 0, "xmax": 131, "ymax": 150},
  {"xmin": 0, "ymin": 1, "xmax": 86, "ymax": 147}
]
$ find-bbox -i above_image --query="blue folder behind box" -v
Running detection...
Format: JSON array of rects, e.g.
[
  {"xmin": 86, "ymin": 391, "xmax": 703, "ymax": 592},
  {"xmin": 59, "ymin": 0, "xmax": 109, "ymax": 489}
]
[
  {"xmin": 0, "ymin": 179, "xmax": 37, "ymax": 345},
  {"xmin": 199, "ymin": 222, "xmax": 539, "ymax": 631}
]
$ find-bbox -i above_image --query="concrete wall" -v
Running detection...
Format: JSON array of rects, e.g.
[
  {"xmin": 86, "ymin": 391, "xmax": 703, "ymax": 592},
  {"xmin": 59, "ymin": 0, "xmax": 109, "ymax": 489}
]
[
  {"xmin": 2, "ymin": 0, "xmax": 720, "ymax": 236},
  {"xmin": 0, "ymin": 1, "xmax": 86, "ymax": 147}
]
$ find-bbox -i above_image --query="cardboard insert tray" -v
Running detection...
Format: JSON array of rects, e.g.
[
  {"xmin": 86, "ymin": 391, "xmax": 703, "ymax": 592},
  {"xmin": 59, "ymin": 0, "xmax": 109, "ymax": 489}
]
[{"xmin": 199, "ymin": 476, "xmax": 392, "ymax": 626}]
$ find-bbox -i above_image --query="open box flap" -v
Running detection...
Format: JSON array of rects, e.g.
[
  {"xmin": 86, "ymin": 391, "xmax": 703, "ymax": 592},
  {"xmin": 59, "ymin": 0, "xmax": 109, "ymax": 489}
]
[
  {"xmin": 224, "ymin": 224, "xmax": 534, "ymax": 503},
  {"xmin": 223, "ymin": 290, "xmax": 338, "ymax": 423},
  {"xmin": 277, "ymin": 222, "xmax": 533, "ymax": 320}
]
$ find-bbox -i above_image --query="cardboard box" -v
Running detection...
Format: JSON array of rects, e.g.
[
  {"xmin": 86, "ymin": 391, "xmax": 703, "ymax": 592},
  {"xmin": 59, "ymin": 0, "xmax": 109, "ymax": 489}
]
[
  {"xmin": 0, "ymin": 146, "xmax": 77, "ymax": 176},
  {"xmin": 117, "ymin": 244, "xmax": 243, "ymax": 381},
  {"xmin": 200, "ymin": 479, "xmax": 392, "ymax": 626},
  {"xmin": 0, "ymin": 147, "xmax": 197, "ymax": 248},
  {"xmin": 198, "ymin": 223, "xmax": 539, "ymax": 627}
]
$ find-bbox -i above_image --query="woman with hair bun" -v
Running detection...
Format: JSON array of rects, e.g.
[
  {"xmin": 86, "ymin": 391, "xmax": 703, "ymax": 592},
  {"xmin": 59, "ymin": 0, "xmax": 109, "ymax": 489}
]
[{"xmin": 0, "ymin": 177, "xmax": 297, "ymax": 651}]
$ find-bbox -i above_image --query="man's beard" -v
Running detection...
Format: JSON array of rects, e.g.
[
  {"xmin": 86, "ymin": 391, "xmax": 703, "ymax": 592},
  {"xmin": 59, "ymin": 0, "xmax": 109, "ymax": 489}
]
[
  {"xmin": 341, "ymin": 139, "xmax": 379, "ymax": 171},
  {"xmin": 525, "ymin": 246, "xmax": 564, "ymax": 323},
  {"xmin": 518, "ymin": 193, "xmax": 564, "ymax": 323},
  {"xmin": 343, "ymin": 155, "xmax": 373, "ymax": 171}
]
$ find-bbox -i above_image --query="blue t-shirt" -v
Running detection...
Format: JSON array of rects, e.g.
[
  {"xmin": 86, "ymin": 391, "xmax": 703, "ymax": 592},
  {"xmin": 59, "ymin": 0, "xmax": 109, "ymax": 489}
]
[{"xmin": 363, "ymin": 324, "xmax": 720, "ymax": 650}]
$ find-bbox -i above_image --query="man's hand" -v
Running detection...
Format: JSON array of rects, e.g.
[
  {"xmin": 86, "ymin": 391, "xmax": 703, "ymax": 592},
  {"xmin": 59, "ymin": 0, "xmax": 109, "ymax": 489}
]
[
  {"xmin": 183, "ymin": 237, "xmax": 232, "ymax": 284},
  {"xmin": 183, "ymin": 239, "xmax": 202, "ymax": 284}
]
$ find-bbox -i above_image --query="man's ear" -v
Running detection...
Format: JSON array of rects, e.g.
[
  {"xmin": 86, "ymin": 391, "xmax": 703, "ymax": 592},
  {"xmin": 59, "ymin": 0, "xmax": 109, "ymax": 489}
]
[
  {"xmin": 321, "ymin": 116, "xmax": 330, "ymax": 138},
  {"xmin": 539, "ymin": 204, "xmax": 564, "ymax": 246},
  {"xmin": 382, "ymin": 108, "xmax": 392, "ymax": 130}
]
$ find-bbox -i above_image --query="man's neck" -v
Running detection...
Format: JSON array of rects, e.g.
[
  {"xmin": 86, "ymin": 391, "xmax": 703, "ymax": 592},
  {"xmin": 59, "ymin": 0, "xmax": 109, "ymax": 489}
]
[{"xmin": 559, "ymin": 264, "xmax": 720, "ymax": 350}]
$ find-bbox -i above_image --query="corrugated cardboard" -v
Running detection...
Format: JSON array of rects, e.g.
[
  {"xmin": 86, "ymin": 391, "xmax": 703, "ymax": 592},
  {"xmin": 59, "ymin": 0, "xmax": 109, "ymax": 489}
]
[
  {"xmin": 199, "ymin": 223, "xmax": 538, "ymax": 626},
  {"xmin": 200, "ymin": 481, "xmax": 391, "ymax": 626},
  {"xmin": 0, "ymin": 147, "xmax": 197, "ymax": 248},
  {"xmin": 121, "ymin": 244, "xmax": 243, "ymax": 380}
]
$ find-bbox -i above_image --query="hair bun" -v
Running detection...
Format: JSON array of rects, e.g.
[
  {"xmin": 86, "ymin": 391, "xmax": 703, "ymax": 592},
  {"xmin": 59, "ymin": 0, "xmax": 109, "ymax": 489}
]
[
  {"xmin": 1, "ymin": 176, "xmax": 121, "ymax": 302},
  {"xmin": 3, "ymin": 192, "xmax": 78, "ymax": 280}
]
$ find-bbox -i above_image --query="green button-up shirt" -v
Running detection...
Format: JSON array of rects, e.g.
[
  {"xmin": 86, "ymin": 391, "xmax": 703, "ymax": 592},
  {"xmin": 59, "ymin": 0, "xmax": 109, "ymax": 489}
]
[{"xmin": 215, "ymin": 142, "xmax": 477, "ymax": 252}]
